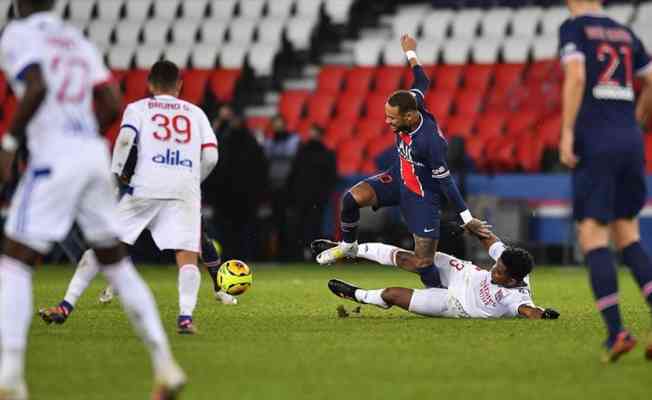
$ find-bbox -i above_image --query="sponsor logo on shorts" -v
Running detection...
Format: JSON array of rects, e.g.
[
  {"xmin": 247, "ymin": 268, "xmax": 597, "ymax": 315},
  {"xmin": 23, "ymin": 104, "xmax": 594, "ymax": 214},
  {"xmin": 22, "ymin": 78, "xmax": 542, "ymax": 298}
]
[{"xmin": 152, "ymin": 149, "xmax": 193, "ymax": 168}]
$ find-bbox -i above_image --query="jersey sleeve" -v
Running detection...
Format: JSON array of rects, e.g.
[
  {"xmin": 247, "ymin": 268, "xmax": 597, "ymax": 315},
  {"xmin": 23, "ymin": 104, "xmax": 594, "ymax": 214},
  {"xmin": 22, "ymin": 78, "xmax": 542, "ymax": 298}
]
[
  {"xmin": 504, "ymin": 288, "xmax": 535, "ymax": 318},
  {"xmin": 0, "ymin": 23, "xmax": 44, "ymax": 81},
  {"xmin": 631, "ymin": 30, "xmax": 652, "ymax": 77},
  {"xmin": 429, "ymin": 137, "xmax": 467, "ymax": 214},
  {"xmin": 409, "ymin": 65, "xmax": 429, "ymax": 108},
  {"xmin": 558, "ymin": 19, "xmax": 586, "ymax": 64},
  {"xmin": 198, "ymin": 110, "xmax": 218, "ymax": 150},
  {"xmin": 111, "ymin": 104, "xmax": 141, "ymax": 175}
]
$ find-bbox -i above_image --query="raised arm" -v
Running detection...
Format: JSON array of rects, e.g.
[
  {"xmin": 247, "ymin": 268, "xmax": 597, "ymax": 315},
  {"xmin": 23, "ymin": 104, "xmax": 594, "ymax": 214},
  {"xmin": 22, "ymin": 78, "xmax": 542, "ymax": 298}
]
[{"xmin": 400, "ymin": 34, "xmax": 429, "ymax": 96}]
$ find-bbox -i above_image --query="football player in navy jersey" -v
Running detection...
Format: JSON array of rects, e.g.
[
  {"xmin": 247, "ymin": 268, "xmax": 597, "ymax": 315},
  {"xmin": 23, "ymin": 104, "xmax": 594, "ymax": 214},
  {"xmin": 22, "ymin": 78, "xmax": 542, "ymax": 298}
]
[
  {"xmin": 559, "ymin": 0, "xmax": 652, "ymax": 362},
  {"xmin": 314, "ymin": 35, "xmax": 489, "ymax": 290}
]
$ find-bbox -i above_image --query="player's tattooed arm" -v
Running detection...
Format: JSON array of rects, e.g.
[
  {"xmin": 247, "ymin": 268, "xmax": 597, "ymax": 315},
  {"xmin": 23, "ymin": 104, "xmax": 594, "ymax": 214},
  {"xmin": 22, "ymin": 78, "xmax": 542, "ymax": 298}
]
[
  {"xmin": 394, "ymin": 236, "xmax": 435, "ymax": 272},
  {"xmin": 518, "ymin": 305, "xmax": 560, "ymax": 320}
]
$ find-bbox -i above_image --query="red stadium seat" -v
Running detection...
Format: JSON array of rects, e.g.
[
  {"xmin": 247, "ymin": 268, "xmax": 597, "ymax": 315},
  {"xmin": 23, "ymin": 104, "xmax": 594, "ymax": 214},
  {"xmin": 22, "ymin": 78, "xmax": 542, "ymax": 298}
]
[
  {"xmin": 465, "ymin": 135, "xmax": 488, "ymax": 170},
  {"xmin": 425, "ymin": 89, "xmax": 455, "ymax": 120},
  {"xmin": 246, "ymin": 116, "xmax": 271, "ymax": 135},
  {"xmin": 443, "ymin": 114, "xmax": 475, "ymax": 139},
  {"xmin": 485, "ymin": 136, "xmax": 518, "ymax": 172},
  {"xmin": 0, "ymin": 72, "xmax": 6, "ymax": 105},
  {"xmin": 464, "ymin": 64, "xmax": 494, "ymax": 92},
  {"xmin": 104, "ymin": 120, "xmax": 121, "ymax": 146},
  {"xmin": 110, "ymin": 70, "xmax": 128, "ymax": 89},
  {"xmin": 295, "ymin": 118, "xmax": 314, "ymax": 141},
  {"xmin": 517, "ymin": 133, "xmax": 544, "ymax": 172},
  {"xmin": 345, "ymin": 67, "xmax": 376, "ymax": 95},
  {"xmin": 375, "ymin": 66, "xmax": 404, "ymax": 93},
  {"xmin": 180, "ymin": 69, "xmax": 210, "ymax": 104},
  {"xmin": 434, "ymin": 65, "xmax": 464, "ymax": 91},
  {"xmin": 646, "ymin": 135, "xmax": 652, "ymax": 173},
  {"xmin": 360, "ymin": 158, "xmax": 378, "ymax": 175},
  {"xmin": 317, "ymin": 65, "xmax": 348, "ymax": 94},
  {"xmin": 365, "ymin": 91, "xmax": 390, "ymax": 119},
  {"xmin": 334, "ymin": 92, "xmax": 364, "ymax": 121},
  {"xmin": 537, "ymin": 113, "xmax": 562, "ymax": 149},
  {"xmin": 403, "ymin": 65, "xmax": 436, "ymax": 89},
  {"xmin": 475, "ymin": 111, "xmax": 507, "ymax": 139},
  {"xmin": 124, "ymin": 69, "xmax": 150, "ymax": 103},
  {"xmin": 324, "ymin": 119, "xmax": 355, "ymax": 148},
  {"xmin": 306, "ymin": 93, "xmax": 336, "ymax": 126},
  {"xmin": 356, "ymin": 118, "xmax": 385, "ymax": 144},
  {"xmin": 366, "ymin": 132, "xmax": 395, "ymax": 159},
  {"xmin": 493, "ymin": 63, "xmax": 525, "ymax": 91},
  {"xmin": 337, "ymin": 139, "xmax": 365, "ymax": 175},
  {"xmin": 278, "ymin": 90, "xmax": 311, "ymax": 130},
  {"xmin": 209, "ymin": 69, "xmax": 241, "ymax": 102},
  {"xmin": 454, "ymin": 89, "xmax": 483, "ymax": 116},
  {"xmin": 525, "ymin": 60, "xmax": 557, "ymax": 84},
  {"xmin": 506, "ymin": 110, "xmax": 540, "ymax": 137}
]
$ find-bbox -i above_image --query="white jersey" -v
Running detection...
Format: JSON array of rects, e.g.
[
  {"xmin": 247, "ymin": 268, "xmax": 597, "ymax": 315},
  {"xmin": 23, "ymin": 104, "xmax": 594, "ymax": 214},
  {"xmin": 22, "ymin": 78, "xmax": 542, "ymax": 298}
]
[
  {"xmin": 435, "ymin": 252, "xmax": 535, "ymax": 319},
  {"xmin": 0, "ymin": 12, "xmax": 111, "ymax": 161},
  {"xmin": 114, "ymin": 95, "xmax": 218, "ymax": 200}
]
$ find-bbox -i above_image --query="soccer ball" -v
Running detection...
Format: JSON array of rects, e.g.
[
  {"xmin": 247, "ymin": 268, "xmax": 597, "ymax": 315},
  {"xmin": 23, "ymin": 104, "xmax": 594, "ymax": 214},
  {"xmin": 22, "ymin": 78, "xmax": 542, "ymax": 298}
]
[{"xmin": 217, "ymin": 260, "xmax": 253, "ymax": 296}]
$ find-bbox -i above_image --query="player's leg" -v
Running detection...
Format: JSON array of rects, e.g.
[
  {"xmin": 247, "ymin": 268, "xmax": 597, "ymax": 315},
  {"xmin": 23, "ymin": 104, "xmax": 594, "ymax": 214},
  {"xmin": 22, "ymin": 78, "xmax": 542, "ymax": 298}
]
[
  {"xmin": 176, "ymin": 250, "xmax": 201, "ymax": 334},
  {"xmin": 198, "ymin": 223, "xmax": 237, "ymax": 305}
]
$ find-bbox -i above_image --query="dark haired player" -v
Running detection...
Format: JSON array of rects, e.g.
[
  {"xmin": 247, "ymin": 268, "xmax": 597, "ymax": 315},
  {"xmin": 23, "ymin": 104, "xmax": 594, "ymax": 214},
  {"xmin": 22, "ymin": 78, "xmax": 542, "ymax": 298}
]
[
  {"xmin": 559, "ymin": 0, "xmax": 652, "ymax": 361},
  {"xmin": 328, "ymin": 228, "xmax": 560, "ymax": 320},
  {"xmin": 315, "ymin": 35, "xmax": 489, "ymax": 288}
]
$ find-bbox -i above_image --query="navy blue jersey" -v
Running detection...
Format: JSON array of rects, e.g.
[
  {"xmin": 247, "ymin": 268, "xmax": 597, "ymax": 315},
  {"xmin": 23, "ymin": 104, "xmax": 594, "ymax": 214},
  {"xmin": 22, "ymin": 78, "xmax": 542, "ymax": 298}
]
[
  {"xmin": 393, "ymin": 66, "xmax": 467, "ymax": 214},
  {"xmin": 559, "ymin": 14, "xmax": 651, "ymax": 157}
]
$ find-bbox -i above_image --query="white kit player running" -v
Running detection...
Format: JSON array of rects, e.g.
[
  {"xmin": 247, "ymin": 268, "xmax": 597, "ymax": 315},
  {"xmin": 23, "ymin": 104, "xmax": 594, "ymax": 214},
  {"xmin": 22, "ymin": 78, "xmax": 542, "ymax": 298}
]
[
  {"xmin": 0, "ymin": 1, "xmax": 185, "ymax": 399},
  {"xmin": 328, "ymin": 229, "xmax": 560, "ymax": 320},
  {"xmin": 39, "ymin": 60, "xmax": 221, "ymax": 334}
]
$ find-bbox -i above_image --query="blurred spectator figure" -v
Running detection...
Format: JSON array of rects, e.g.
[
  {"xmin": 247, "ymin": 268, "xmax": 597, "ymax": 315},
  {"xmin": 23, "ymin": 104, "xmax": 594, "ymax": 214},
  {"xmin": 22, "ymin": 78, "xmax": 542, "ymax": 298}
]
[
  {"xmin": 264, "ymin": 115, "xmax": 301, "ymax": 260},
  {"xmin": 206, "ymin": 104, "xmax": 268, "ymax": 260},
  {"xmin": 287, "ymin": 125, "xmax": 337, "ymax": 260}
]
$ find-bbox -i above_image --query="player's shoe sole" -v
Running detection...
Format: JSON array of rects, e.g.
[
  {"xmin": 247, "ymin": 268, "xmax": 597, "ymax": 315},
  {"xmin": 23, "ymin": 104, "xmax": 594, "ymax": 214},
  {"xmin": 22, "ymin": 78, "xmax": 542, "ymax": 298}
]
[
  {"xmin": 328, "ymin": 279, "xmax": 361, "ymax": 303},
  {"xmin": 313, "ymin": 240, "xmax": 358, "ymax": 265},
  {"xmin": 38, "ymin": 307, "xmax": 68, "ymax": 325},
  {"xmin": 602, "ymin": 331, "xmax": 637, "ymax": 363}
]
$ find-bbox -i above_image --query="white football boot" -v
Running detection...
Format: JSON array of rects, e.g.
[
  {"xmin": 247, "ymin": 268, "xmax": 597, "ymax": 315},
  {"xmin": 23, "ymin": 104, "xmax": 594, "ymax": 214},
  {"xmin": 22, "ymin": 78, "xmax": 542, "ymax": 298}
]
[
  {"xmin": 214, "ymin": 290, "xmax": 238, "ymax": 305},
  {"xmin": 316, "ymin": 241, "xmax": 358, "ymax": 265}
]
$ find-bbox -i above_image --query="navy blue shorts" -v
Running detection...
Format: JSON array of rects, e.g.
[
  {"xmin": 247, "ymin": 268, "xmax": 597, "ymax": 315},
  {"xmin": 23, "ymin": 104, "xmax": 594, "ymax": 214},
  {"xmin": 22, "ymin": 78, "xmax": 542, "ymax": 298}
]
[
  {"xmin": 573, "ymin": 150, "xmax": 647, "ymax": 223},
  {"xmin": 364, "ymin": 167, "xmax": 441, "ymax": 239}
]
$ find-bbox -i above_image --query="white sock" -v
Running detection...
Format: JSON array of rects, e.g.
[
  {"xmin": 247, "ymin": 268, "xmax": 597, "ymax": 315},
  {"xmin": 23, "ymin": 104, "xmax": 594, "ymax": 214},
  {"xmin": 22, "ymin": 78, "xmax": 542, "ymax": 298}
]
[
  {"xmin": 356, "ymin": 243, "xmax": 399, "ymax": 266},
  {"xmin": 178, "ymin": 264, "xmax": 201, "ymax": 317},
  {"xmin": 101, "ymin": 257, "xmax": 174, "ymax": 374},
  {"xmin": 63, "ymin": 250, "xmax": 100, "ymax": 307},
  {"xmin": 0, "ymin": 256, "xmax": 33, "ymax": 386},
  {"xmin": 354, "ymin": 289, "xmax": 390, "ymax": 309}
]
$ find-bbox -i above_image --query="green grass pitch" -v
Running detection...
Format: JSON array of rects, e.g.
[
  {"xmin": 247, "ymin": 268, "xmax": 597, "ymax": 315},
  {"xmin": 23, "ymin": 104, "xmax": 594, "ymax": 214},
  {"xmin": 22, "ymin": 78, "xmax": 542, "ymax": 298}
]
[{"xmin": 29, "ymin": 263, "xmax": 651, "ymax": 400}]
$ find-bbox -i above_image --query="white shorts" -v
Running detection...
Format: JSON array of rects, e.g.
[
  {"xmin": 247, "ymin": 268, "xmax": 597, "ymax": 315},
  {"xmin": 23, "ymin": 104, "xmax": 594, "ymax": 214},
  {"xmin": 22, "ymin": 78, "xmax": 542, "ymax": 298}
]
[
  {"xmin": 408, "ymin": 288, "xmax": 455, "ymax": 317},
  {"xmin": 117, "ymin": 195, "xmax": 200, "ymax": 252},
  {"xmin": 5, "ymin": 140, "xmax": 120, "ymax": 254}
]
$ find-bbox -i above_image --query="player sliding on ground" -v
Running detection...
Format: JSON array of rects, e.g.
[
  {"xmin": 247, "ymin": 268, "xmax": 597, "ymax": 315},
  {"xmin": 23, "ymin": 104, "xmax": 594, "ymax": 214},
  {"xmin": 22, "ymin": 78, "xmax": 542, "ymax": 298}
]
[
  {"xmin": 327, "ymin": 229, "xmax": 560, "ymax": 320},
  {"xmin": 314, "ymin": 34, "xmax": 490, "ymax": 287}
]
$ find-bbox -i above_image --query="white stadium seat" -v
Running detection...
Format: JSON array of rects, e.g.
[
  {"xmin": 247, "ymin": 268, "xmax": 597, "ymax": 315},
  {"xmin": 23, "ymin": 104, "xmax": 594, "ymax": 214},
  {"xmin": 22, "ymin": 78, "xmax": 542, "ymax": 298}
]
[
  {"xmin": 532, "ymin": 35, "xmax": 558, "ymax": 61},
  {"xmin": 164, "ymin": 46, "xmax": 192, "ymax": 68},
  {"xmin": 200, "ymin": 19, "xmax": 229, "ymax": 45},
  {"xmin": 286, "ymin": 16, "xmax": 317, "ymax": 51},
  {"xmin": 472, "ymin": 38, "xmax": 501, "ymax": 64},
  {"xmin": 68, "ymin": 0, "xmax": 95, "ymax": 20},
  {"xmin": 502, "ymin": 36, "xmax": 532, "ymax": 63},
  {"xmin": 0, "ymin": 0, "xmax": 10, "ymax": 22},
  {"xmin": 353, "ymin": 37, "xmax": 384, "ymax": 66},
  {"xmin": 69, "ymin": 19, "xmax": 88, "ymax": 35},
  {"xmin": 324, "ymin": 0, "xmax": 354, "ymax": 24},
  {"xmin": 248, "ymin": 42, "xmax": 279, "ymax": 76},
  {"xmin": 541, "ymin": 6, "xmax": 569, "ymax": 36},
  {"xmin": 389, "ymin": 5, "xmax": 428, "ymax": 38},
  {"xmin": 228, "ymin": 17, "xmax": 258, "ymax": 44},
  {"xmin": 125, "ymin": 0, "xmax": 152, "ymax": 21},
  {"xmin": 142, "ymin": 19, "xmax": 171, "ymax": 45},
  {"xmin": 415, "ymin": 40, "xmax": 441, "ymax": 65},
  {"xmin": 191, "ymin": 43, "xmax": 220, "ymax": 68},
  {"xmin": 382, "ymin": 37, "xmax": 407, "ymax": 66},
  {"xmin": 171, "ymin": 19, "xmax": 201, "ymax": 44},
  {"xmin": 605, "ymin": 4, "xmax": 634, "ymax": 25},
  {"xmin": 115, "ymin": 20, "xmax": 143, "ymax": 44},
  {"xmin": 296, "ymin": 0, "xmax": 322, "ymax": 19},
  {"xmin": 632, "ymin": 22, "xmax": 652, "ymax": 53},
  {"xmin": 511, "ymin": 7, "xmax": 543, "ymax": 38},
  {"xmin": 481, "ymin": 8, "xmax": 513, "ymax": 38},
  {"xmin": 134, "ymin": 45, "xmax": 162, "ymax": 69},
  {"xmin": 450, "ymin": 9, "xmax": 483, "ymax": 38},
  {"xmin": 239, "ymin": 0, "xmax": 266, "ymax": 18},
  {"xmin": 219, "ymin": 42, "xmax": 249, "ymax": 69},
  {"xmin": 210, "ymin": 0, "xmax": 238, "ymax": 18},
  {"xmin": 97, "ymin": 0, "xmax": 124, "ymax": 20},
  {"xmin": 267, "ymin": 0, "xmax": 294, "ymax": 19},
  {"xmin": 154, "ymin": 0, "xmax": 180, "ymax": 19},
  {"xmin": 108, "ymin": 46, "xmax": 135, "ymax": 70},
  {"xmin": 257, "ymin": 17, "xmax": 286, "ymax": 47},
  {"xmin": 442, "ymin": 38, "xmax": 472, "ymax": 64},
  {"xmin": 420, "ymin": 10, "xmax": 454, "ymax": 39},
  {"xmin": 182, "ymin": 0, "xmax": 208, "ymax": 18},
  {"xmin": 88, "ymin": 20, "xmax": 115, "ymax": 48},
  {"xmin": 53, "ymin": 0, "xmax": 68, "ymax": 17}
]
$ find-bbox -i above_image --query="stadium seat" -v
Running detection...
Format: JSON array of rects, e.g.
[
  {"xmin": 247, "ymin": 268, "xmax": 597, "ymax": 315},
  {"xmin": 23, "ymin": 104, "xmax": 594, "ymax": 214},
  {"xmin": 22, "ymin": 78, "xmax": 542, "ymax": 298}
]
[
  {"xmin": 239, "ymin": 0, "xmax": 266, "ymax": 18},
  {"xmin": 525, "ymin": 60, "xmax": 557, "ymax": 84},
  {"xmin": 114, "ymin": 20, "xmax": 143, "ymax": 44},
  {"xmin": 389, "ymin": 5, "xmax": 428, "ymax": 38},
  {"xmin": 485, "ymin": 136, "xmax": 517, "ymax": 171},
  {"xmin": 360, "ymin": 159, "xmax": 378, "ymax": 175},
  {"xmin": 443, "ymin": 114, "xmax": 475, "ymax": 139},
  {"xmin": 421, "ymin": 9, "xmax": 454, "ymax": 39},
  {"xmin": 134, "ymin": 45, "xmax": 162, "ymax": 69},
  {"xmin": 191, "ymin": 44, "xmax": 219, "ymax": 68},
  {"xmin": 605, "ymin": 3, "xmax": 634, "ymax": 25},
  {"xmin": 164, "ymin": 46, "xmax": 191, "ymax": 68},
  {"xmin": 228, "ymin": 17, "xmax": 258, "ymax": 44},
  {"xmin": 316, "ymin": 66, "xmax": 348, "ymax": 94},
  {"xmin": 267, "ymin": 0, "xmax": 294, "ymax": 19},
  {"xmin": 219, "ymin": 42, "xmax": 249, "ymax": 69},
  {"xmin": 296, "ymin": 0, "xmax": 323, "ymax": 19},
  {"xmin": 209, "ymin": 69, "xmax": 242, "ymax": 102},
  {"xmin": 248, "ymin": 42, "xmax": 279, "ymax": 76},
  {"xmin": 334, "ymin": 93, "xmax": 364, "ymax": 121},
  {"xmin": 516, "ymin": 134, "xmax": 544, "ymax": 172},
  {"xmin": 306, "ymin": 93, "xmax": 336, "ymax": 126},
  {"xmin": 366, "ymin": 132, "xmax": 395, "ymax": 159},
  {"xmin": 154, "ymin": 0, "xmax": 180, "ymax": 18},
  {"xmin": 353, "ymin": 38, "xmax": 385, "ymax": 66},
  {"xmin": 480, "ymin": 8, "xmax": 513, "ymax": 38},
  {"xmin": 68, "ymin": 0, "xmax": 95, "ymax": 20},
  {"xmin": 180, "ymin": 70, "xmax": 210, "ymax": 104},
  {"xmin": 0, "ymin": 72, "xmax": 7, "ymax": 105},
  {"xmin": 246, "ymin": 115, "xmax": 271, "ymax": 134},
  {"xmin": 210, "ymin": 0, "xmax": 237, "ymax": 18},
  {"xmin": 383, "ymin": 38, "xmax": 409, "ymax": 67},
  {"xmin": 502, "ymin": 36, "xmax": 531, "ymax": 63},
  {"xmin": 475, "ymin": 111, "xmax": 507, "ymax": 139},
  {"xmin": 279, "ymin": 90, "xmax": 311, "ymax": 128},
  {"xmin": 433, "ymin": 65, "xmax": 464, "ymax": 91},
  {"xmin": 182, "ymin": 0, "xmax": 208, "ymax": 18},
  {"xmin": 286, "ymin": 16, "xmax": 318, "ymax": 51},
  {"xmin": 472, "ymin": 38, "xmax": 501, "ymax": 64},
  {"xmin": 171, "ymin": 19, "xmax": 201, "ymax": 44},
  {"xmin": 200, "ymin": 19, "xmax": 229, "ymax": 45},
  {"xmin": 356, "ymin": 118, "xmax": 385, "ymax": 144},
  {"xmin": 646, "ymin": 135, "xmax": 652, "ymax": 173},
  {"xmin": 324, "ymin": 121, "xmax": 355, "ymax": 149},
  {"xmin": 506, "ymin": 110, "xmax": 540, "ymax": 137},
  {"xmin": 124, "ymin": 69, "xmax": 150, "ymax": 103},
  {"xmin": 425, "ymin": 89, "xmax": 455, "ymax": 119},
  {"xmin": 295, "ymin": 118, "xmax": 314, "ymax": 140},
  {"xmin": 143, "ymin": 19, "xmax": 171, "ymax": 45},
  {"xmin": 107, "ymin": 46, "xmax": 135, "ymax": 70},
  {"xmin": 324, "ymin": 0, "xmax": 354, "ymax": 24},
  {"xmin": 541, "ymin": 6, "xmax": 569, "ymax": 35},
  {"xmin": 0, "ymin": 0, "xmax": 10, "ymax": 22},
  {"xmin": 464, "ymin": 135, "xmax": 487, "ymax": 170},
  {"xmin": 344, "ymin": 67, "xmax": 375, "ymax": 95},
  {"xmin": 97, "ymin": 0, "xmax": 124, "ymax": 20},
  {"xmin": 454, "ymin": 89, "xmax": 483, "ymax": 116},
  {"xmin": 450, "ymin": 9, "xmax": 482, "ymax": 38},
  {"xmin": 87, "ymin": 20, "xmax": 115, "ymax": 49},
  {"xmin": 125, "ymin": 0, "xmax": 153, "ymax": 21},
  {"xmin": 463, "ymin": 64, "xmax": 493, "ymax": 92},
  {"xmin": 365, "ymin": 92, "xmax": 389, "ymax": 120},
  {"xmin": 413, "ymin": 40, "xmax": 441, "ymax": 65},
  {"xmin": 53, "ymin": 0, "xmax": 67, "ymax": 17},
  {"xmin": 442, "ymin": 38, "xmax": 472, "ymax": 64},
  {"xmin": 532, "ymin": 35, "xmax": 558, "ymax": 61},
  {"xmin": 375, "ymin": 66, "xmax": 404, "ymax": 93},
  {"xmin": 493, "ymin": 63, "xmax": 524, "ymax": 91},
  {"xmin": 537, "ymin": 113, "xmax": 561, "ymax": 149},
  {"xmin": 511, "ymin": 6, "xmax": 543, "ymax": 37},
  {"xmin": 257, "ymin": 17, "xmax": 286, "ymax": 47}
]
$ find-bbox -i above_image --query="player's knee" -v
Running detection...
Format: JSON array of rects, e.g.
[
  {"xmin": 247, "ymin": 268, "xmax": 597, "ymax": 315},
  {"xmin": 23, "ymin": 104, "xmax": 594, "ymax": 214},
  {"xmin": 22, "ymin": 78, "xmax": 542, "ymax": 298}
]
[
  {"xmin": 341, "ymin": 191, "xmax": 360, "ymax": 213},
  {"xmin": 611, "ymin": 219, "xmax": 640, "ymax": 250},
  {"xmin": 93, "ymin": 243, "xmax": 128, "ymax": 265},
  {"xmin": 577, "ymin": 219, "xmax": 609, "ymax": 253},
  {"xmin": 348, "ymin": 182, "xmax": 377, "ymax": 208},
  {"xmin": 381, "ymin": 288, "xmax": 400, "ymax": 305}
]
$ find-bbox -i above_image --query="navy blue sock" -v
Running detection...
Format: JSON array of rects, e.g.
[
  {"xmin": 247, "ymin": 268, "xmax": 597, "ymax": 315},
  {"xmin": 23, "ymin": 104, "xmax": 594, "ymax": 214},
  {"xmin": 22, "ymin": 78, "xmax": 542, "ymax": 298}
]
[
  {"xmin": 201, "ymin": 233, "xmax": 221, "ymax": 291},
  {"xmin": 586, "ymin": 247, "xmax": 623, "ymax": 342},
  {"xmin": 416, "ymin": 264, "xmax": 442, "ymax": 288},
  {"xmin": 58, "ymin": 300, "xmax": 74, "ymax": 315},
  {"xmin": 340, "ymin": 192, "xmax": 360, "ymax": 243},
  {"xmin": 621, "ymin": 242, "xmax": 652, "ymax": 307}
]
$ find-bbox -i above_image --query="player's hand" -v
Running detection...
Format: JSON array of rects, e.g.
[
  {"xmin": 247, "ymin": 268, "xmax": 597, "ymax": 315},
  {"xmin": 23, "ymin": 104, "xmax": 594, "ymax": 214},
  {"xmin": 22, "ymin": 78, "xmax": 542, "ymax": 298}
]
[
  {"xmin": 0, "ymin": 149, "xmax": 15, "ymax": 183},
  {"xmin": 541, "ymin": 308, "xmax": 560, "ymax": 320},
  {"xmin": 559, "ymin": 129, "xmax": 578, "ymax": 169},
  {"xmin": 400, "ymin": 34, "xmax": 417, "ymax": 52},
  {"xmin": 462, "ymin": 218, "xmax": 492, "ymax": 239}
]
